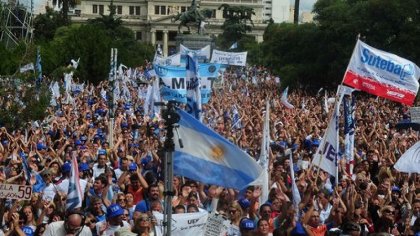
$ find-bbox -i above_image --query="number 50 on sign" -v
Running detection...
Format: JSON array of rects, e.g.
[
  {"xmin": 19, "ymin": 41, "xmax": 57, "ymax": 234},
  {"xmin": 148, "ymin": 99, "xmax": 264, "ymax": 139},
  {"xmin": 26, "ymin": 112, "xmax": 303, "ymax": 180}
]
[{"xmin": 0, "ymin": 184, "xmax": 32, "ymax": 200}]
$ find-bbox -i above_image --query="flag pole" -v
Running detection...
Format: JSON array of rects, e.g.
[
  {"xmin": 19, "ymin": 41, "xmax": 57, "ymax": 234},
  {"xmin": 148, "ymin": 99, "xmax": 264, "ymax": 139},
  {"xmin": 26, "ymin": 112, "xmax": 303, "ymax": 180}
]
[{"xmin": 310, "ymin": 34, "xmax": 361, "ymax": 183}]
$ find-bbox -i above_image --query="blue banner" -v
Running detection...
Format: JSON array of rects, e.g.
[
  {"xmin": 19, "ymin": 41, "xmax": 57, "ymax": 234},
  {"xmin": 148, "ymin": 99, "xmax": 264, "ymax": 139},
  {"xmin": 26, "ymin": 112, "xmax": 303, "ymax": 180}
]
[
  {"xmin": 155, "ymin": 64, "xmax": 188, "ymax": 103},
  {"xmin": 199, "ymin": 63, "xmax": 221, "ymax": 104}
]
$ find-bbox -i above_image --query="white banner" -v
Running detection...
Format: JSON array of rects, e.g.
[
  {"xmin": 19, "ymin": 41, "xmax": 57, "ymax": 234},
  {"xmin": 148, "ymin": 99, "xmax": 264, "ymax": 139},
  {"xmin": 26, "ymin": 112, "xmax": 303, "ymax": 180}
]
[
  {"xmin": 410, "ymin": 107, "xmax": 420, "ymax": 123},
  {"xmin": 154, "ymin": 53, "xmax": 181, "ymax": 66},
  {"xmin": 394, "ymin": 141, "xmax": 420, "ymax": 174},
  {"xmin": 180, "ymin": 45, "xmax": 211, "ymax": 61},
  {"xmin": 343, "ymin": 39, "xmax": 420, "ymax": 106},
  {"xmin": 19, "ymin": 63, "xmax": 34, "ymax": 73},
  {"xmin": 71, "ymin": 83, "xmax": 84, "ymax": 92},
  {"xmin": 154, "ymin": 211, "xmax": 208, "ymax": 236},
  {"xmin": 210, "ymin": 50, "xmax": 247, "ymax": 66},
  {"xmin": 0, "ymin": 184, "xmax": 32, "ymax": 200}
]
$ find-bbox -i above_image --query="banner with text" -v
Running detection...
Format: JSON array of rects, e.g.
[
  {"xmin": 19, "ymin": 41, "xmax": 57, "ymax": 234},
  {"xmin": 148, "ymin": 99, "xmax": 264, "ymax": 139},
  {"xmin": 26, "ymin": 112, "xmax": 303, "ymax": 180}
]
[
  {"xmin": 210, "ymin": 50, "xmax": 247, "ymax": 66},
  {"xmin": 155, "ymin": 64, "xmax": 188, "ymax": 103},
  {"xmin": 199, "ymin": 63, "xmax": 221, "ymax": 104},
  {"xmin": 154, "ymin": 53, "xmax": 181, "ymax": 66},
  {"xmin": 0, "ymin": 184, "xmax": 32, "ymax": 200},
  {"xmin": 343, "ymin": 39, "xmax": 420, "ymax": 106},
  {"xmin": 180, "ymin": 45, "xmax": 211, "ymax": 65},
  {"xmin": 154, "ymin": 211, "xmax": 208, "ymax": 236}
]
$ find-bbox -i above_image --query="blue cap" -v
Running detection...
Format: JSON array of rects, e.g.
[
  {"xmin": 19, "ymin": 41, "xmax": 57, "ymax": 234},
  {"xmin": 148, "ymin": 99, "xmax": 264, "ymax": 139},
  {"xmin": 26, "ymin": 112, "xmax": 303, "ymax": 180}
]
[
  {"xmin": 75, "ymin": 140, "xmax": 82, "ymax": 146},
  {"xmin": 392, "ymin": 186, "xmax": 400, "ymax": 192},
  {"xmin": 79, "ymin": 163, "xmax": 89, "ymax": 171},
  {"xmin": 98, "ymin": 149, "xmax": 107, "ymax": 155},
  {"xmin": 80, "ymin": 136, "xmax": 87, "ymax": 141},
  {"xmin": 240, "ymin": 218, "xmax": 255, "ymax": 230},
  {"xmin": 129, "ymin": 163, "xmax": 137, "ymax": 171},
  {"xmin": 238, "ymin": 198, "xmax": 250, "ymax": 209},
  {"xmin": 279, "ymin": 141, "xmax": 287, "ymax": 148},
  {"xmin": 86, "ymin": 113, "xmax": 91, "ymax": 119},
  {"xmin": 107, "ymin": 204, "xmax": 124, "ymax": 218},
  {"xmin": 37, "ymin": 143, "xmax": 47, "ymax": 150},
  {"xmin": 312, "ymin": 139, "xmax": 320, "ymax": 147},
  {"xmin": 62, "ymin": 162, "xmax": 71, "ymax": 173},
  {"xmin": 121, "ymin": 122, "xmax": 129, "ymax": 129}
]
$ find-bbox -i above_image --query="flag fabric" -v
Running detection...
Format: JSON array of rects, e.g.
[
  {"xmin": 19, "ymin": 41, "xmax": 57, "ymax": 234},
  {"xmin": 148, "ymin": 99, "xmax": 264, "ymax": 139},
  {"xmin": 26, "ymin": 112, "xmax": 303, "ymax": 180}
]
[
  {"xmin": 280, "ymin": 87, "xmax": 294, "ymax": 109},
  {"xmin": 186, "ymin": 53, "xmax": 202, "ymax": 120},
  {"xmin": 338, "ymin": 85, "xmax": 355, "ymax": 96},
  {"xmin": 174, "ymin": 109, "xmax": 263, "ymax": 190},
  {"xmin": 343, "ymin": 39, "xmax": 420, "ymax": 106},
  {"xmin": 20, "ymin": 153, "xmax": 32, "ymax": 184},
  {"xmin": 36, "ymin": 47, "xmax": 42, "ymax": 84},
  {"xmin": 66, "ymin": 156, "xmax": 83, "ymax": 210},
  {"xmin": 324, "ymin": 91, "xmax": 329, "ymax": 114},
  {"xmin": 33, "ymin": 172, "xmax": 46, "ymax": 193},
  {"xmin": 289, "ymin": 152, "xmax": 301, "ymax": 210},
  {"xmin": 311, "ymin": 102, "xmax": 339, "ymax": 178},
  {"xmin": 229, "ymin": 42, "xmax": 238, "ymax": 50},
  {"xmin": 343, "ymin": 96, "xmax": 356, "ymax": 175},
  {"xmin": 231, "ymin": 105, "xmax": 242, "ymax": 130},
  {"xmin": 394, "ymin": 141, "xmax": 420, "ymax": 173},
  {"xmin": 258, "ymin": 101, "xmax": 270, "ymax": 204},
  {"xmin": 20, "ymin": 63, "xmax": 34, "ymax": 73}
]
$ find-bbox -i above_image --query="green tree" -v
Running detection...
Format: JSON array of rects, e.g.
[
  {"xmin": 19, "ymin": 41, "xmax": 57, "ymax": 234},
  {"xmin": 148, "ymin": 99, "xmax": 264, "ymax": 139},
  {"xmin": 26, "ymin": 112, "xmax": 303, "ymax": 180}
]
[
  {"xmin": 33, "ymin": 7, "xmax": 66, "ymax": 42},
  {"xmin": 217, "ymin": 4, "xmax": 255, "ymax": 49}
]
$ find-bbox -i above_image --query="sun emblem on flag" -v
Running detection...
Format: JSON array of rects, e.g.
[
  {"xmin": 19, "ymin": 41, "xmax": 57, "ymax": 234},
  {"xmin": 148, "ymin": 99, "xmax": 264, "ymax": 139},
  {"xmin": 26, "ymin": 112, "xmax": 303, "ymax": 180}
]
[{"xmin": 210, "ymin": 145, "xmax": 224, "ymax": 161}]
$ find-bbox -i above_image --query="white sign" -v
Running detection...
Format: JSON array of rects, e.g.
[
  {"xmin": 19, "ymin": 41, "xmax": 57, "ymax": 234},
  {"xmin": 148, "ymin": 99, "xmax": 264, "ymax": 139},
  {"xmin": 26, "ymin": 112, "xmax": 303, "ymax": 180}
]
[
  {"xmin": 410, "ymin": 107, "xmax": 420, "ymax": 123},
  {"xmin": 210, "ymin": 50, "xmax": 247, "ymax": 66},
  {"xmin": 204, "ymin": 213, "xmax": 228, "ymax": 236},
  {"xmin": 153, "ymin": 211, "xmax": 208, "ymax": 236},
  {"xmin": 0, "ymin": 184, "xmax": 32, "ymax": 200}
]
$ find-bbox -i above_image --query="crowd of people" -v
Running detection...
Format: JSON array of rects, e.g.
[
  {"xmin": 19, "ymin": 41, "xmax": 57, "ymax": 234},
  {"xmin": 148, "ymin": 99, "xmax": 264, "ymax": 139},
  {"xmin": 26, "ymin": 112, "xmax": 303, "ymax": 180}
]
[{"xmin": 0, "ymin": 64, "xmax": 419, "ymax": 236}]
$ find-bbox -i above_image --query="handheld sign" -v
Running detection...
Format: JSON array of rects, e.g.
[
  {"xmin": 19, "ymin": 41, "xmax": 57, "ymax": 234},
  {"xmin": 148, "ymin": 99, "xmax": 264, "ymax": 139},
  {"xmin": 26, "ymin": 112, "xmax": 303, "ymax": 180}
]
[{"xmin": 0, "ymin": 184, "xmax": 32, "ymax": 200}]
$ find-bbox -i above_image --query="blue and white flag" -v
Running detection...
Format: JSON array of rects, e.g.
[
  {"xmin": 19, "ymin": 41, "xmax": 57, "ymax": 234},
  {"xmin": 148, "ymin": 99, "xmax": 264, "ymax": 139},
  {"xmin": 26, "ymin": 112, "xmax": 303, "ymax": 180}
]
[
  {"xmin": 186, "ymin": 53, "xmax": 201, "ymax": 120},
  {"xmin": 343, "ymin": 96, "xmax": 356, "ymax": 174},
  {"xmin": 289, "ymin": 152, "xmax": 301, "ymax": 214},
  {"xmin": 231, "ymin": 105, "xmax": 242, "ymax": 130},
  {"xmin": 281, "ymin": 87, "xmax": 294, "ymax": 109},
  {"xmin": 229, "ymin": 42, "xmax": 238, "ymax": 50},
  {"xmin": 174, "ymin": 109, "xmax": 263, "ymax": 189},
  {"xmin": 394, "ymin": 141, "xmax": 420, "ymax": 173},
  {"xmin": 198, "ymin": 63, "xmax": 221, "ymax": 104},
  {"xmin": 66, "ymin": 155, "xmax": 83, "ymax": 210},
  {"xmin": 36, "ymin": 47, "xmax": 42, "ymax": 84},
  {"xmin": 258, "ymin": 101, "xmax": 270, "ymax": 204},
  {"xmin": 311, "ymin": 103, "xmax": 339, "ymax": 178}
]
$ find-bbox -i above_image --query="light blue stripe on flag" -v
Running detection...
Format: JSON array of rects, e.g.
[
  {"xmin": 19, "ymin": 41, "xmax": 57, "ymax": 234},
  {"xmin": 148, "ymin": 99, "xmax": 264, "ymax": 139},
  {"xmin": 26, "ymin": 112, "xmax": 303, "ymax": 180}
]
[{"xmin": 174, "ymin": 109, "xmax": 262, "ymax": 189}]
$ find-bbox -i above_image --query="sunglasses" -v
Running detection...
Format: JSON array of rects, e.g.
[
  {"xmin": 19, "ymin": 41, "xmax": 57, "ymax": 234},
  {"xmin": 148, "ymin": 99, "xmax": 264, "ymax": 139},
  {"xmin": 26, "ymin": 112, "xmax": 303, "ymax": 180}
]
[
  {"xmin": 384, "ymin": 209, "xmax": 395, "ymax": 214},
  {"xmin": 229, "ymin": 209, "xmax": 237, "ymax": 214},
  {"xmin": 117, "ymin": 198, "xmax": 126, "ymax": 202},
  {"xmin": 140, "ymin": 217, "xmax": 150, "ymax": 221}
]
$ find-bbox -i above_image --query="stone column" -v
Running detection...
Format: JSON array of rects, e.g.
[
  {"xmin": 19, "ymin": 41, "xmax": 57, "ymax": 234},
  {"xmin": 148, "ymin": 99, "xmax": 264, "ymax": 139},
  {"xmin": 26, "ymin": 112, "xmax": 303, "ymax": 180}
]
[
  {"xmin": 163, "ymin": 30, "xmax": 168, "ymax": 57},
  {"xmin": 151, "ymin": 29, "xmax": 156, "ymax": 46}
]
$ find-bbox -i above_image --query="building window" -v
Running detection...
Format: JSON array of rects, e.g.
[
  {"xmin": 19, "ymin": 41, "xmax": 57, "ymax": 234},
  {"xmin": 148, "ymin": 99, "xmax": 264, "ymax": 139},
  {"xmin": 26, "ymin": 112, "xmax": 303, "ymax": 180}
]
[
  {"xmin": 154, "ymin": 5, "xmax": 159, "ymax": 14},
  {"xmin": 160, "ymin": 6, "xmax": 166, "ymax": 15},
  {"xmin": 181, "ymin": 6, "xmax": 186, "ymax": 12},
  {"xmin": 129, "ymin": 6, "xmax": 134, "ymax": 15},
  {"xmin": 136, "ymin": 32, "xmax": 142, "ymax": 40},
  {"xmin": 116, "ymin": 5, "xmax": 122, "ymax": 14},
  {"xmin": 135, "ymin": 6, "xmax": 140, "ymax": 15},
  {"xmin": 210, "ymin": 9, "xmax": 216, "ymax": 18},
  {"xmin": 92, "ymin": 4, "xmax": 97, "ymax": 14},
  {"xmin": 99, "ymin": 5, "xmax": 104, "ymax": 14}
]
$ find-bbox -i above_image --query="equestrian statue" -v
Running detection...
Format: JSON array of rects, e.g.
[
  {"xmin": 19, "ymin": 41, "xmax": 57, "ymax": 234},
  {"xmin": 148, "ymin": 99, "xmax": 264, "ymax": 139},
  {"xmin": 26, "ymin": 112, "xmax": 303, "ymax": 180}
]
[{"xmin": 171, "ymin": 0, "xmax": 212, "ymax": 34}]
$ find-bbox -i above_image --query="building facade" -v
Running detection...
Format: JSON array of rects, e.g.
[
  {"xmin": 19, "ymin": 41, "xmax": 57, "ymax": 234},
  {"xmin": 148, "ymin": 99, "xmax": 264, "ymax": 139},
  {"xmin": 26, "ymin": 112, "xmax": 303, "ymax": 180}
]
[
  {"xmin": 262, "ymin": 0, "xmax": 290, "ymax": 23},
  {"xmin": 71, "ymin": 0, "xmax": 267, "ymax": 56}
]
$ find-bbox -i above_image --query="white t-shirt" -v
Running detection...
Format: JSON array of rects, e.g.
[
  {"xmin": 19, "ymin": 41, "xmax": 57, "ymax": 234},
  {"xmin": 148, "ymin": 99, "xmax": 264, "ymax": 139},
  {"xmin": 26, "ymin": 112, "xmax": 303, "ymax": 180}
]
[
  {"xmin": 57, "ymin": 178, "xmax": 88, "ymax": 195},
  {"xmin": 43, "ymin": 221, "xmax": 92, "ymax": 236},
  {"xmin": 96, "ymin": 220, "xmax": 130, "ymax": 236},
  {"xmin": 42, "ymin": 183, "xmax": 57, "ymax": 201}
]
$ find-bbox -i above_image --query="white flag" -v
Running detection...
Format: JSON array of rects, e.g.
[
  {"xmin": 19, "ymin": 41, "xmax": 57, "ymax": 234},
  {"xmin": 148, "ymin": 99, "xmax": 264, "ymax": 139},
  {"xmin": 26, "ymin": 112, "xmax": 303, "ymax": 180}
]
[
  {"xmin": 66, "ymin": 155, "xmax": 83, "ymax": 210},
  {"xmin": 394, "ymin": 141, "xmax": 420, "ymax": 173},
  {"xmin": 258, "ymin": 101, "xmax": 270, "ymax": 204}
]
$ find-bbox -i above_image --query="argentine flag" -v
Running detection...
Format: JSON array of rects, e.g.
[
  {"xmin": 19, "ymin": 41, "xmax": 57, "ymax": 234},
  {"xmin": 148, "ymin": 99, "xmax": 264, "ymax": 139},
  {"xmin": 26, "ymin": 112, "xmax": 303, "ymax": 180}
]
[
  {"xmin": 174, "ymin": 109, "xmax": 263, "ymax": 190},
  {"xmin": 66, "ymin": 155, "xmax": 83, "ymax": 210}
]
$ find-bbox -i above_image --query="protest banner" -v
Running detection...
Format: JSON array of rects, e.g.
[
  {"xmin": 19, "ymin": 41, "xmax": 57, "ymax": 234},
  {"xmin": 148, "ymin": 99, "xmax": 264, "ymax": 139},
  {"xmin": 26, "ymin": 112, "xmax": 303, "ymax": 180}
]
[
  {"xmin": 410, "ymin": 107, "xmax": 420, "ymax": 123},
  {"xmin": 204, "ymin": 212, "xmax": 227, "ymax": 236},
  {"xmin": 153, "ymin": 211, "xmax": 208, "ymax": 236},
  {"xmin": 210, "ymin": 50, "xmax": 247, "ymax": 66},
  {"xmin": 0, "ymin": 183, "xmax": 32, "ymax": 200}
]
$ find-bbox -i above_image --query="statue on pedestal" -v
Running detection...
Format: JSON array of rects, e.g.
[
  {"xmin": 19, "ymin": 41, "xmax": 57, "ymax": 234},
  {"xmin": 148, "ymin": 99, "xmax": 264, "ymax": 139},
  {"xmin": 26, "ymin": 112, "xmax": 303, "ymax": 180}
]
[{"xmin": 171, "ymin": 0, "xmax": 212, "ymax": 34}]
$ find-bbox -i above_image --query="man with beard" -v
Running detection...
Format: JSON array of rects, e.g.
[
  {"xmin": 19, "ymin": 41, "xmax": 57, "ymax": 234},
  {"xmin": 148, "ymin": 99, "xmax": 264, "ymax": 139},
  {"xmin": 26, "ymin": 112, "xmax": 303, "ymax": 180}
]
[{"xmin": 133, "ymin": 184, "xmax": 161, "ymax": 219}]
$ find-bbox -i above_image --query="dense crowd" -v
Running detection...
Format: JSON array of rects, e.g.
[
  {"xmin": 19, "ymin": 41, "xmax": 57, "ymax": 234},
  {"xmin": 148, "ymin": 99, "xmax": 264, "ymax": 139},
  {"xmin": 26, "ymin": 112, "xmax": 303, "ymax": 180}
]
[{"xmin": 0, "ymin": 64, "xmax": 419, "ymax": 236}]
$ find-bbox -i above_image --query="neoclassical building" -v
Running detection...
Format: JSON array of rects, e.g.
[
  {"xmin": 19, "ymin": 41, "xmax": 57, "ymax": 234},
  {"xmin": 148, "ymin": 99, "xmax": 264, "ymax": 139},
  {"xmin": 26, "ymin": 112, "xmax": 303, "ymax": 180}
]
[{"xmin": 71, "ymin": 0, "xmax": 267, "ymax": 56}]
